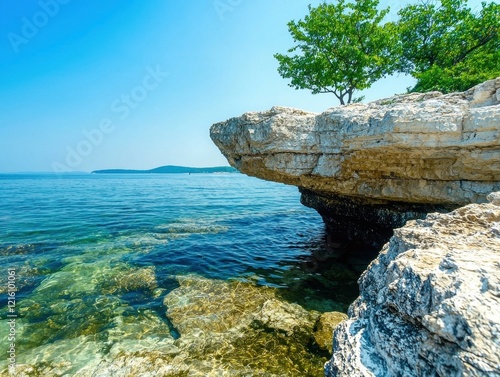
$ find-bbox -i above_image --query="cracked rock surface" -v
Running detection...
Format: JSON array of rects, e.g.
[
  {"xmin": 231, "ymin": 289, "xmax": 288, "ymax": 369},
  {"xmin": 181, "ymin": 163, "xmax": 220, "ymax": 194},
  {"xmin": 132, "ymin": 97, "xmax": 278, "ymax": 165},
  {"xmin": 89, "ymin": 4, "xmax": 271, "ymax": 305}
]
[{"xmin": 325, "ymin": 193, "xmax": 500, "ymax": 377}]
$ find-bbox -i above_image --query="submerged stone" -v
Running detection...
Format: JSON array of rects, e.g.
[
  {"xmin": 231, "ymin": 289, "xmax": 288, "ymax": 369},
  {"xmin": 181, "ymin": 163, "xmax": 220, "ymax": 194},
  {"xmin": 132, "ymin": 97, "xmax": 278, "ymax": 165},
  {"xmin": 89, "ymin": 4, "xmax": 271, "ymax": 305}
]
[
  {"xmin": 1, "ymin": 273, "xmax": 344, "ymax": 376},
  {"xmin": 312, "ymin": 312, "xmax": 348, "ymax": 353},
  {"xmin": 252, "ymin": 298, "xmax": 318, "ymax": 338},
  {"xmin": 164, "ymin": 274, "xmax": 330, "ymax": 376}
]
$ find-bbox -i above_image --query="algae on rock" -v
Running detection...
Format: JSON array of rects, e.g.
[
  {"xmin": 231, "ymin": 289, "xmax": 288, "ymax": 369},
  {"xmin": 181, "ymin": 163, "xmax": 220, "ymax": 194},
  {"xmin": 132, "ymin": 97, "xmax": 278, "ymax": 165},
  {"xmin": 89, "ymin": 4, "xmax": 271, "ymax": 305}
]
[
  {"xmin": 164, "ymin": 274, "xmax": 332, "ymax": 376},
  {"xmin": 313, "ymin": 312, "xmax": 348, "ymax": 354}
]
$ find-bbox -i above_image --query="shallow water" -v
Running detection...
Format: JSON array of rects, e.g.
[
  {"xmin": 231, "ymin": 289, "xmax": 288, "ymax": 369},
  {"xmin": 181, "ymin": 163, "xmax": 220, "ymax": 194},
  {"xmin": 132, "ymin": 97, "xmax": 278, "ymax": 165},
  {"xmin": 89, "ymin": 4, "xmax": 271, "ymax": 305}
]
[{"xmin": 0, "ymin": 173, "xmax": 370, "ymax": 376}]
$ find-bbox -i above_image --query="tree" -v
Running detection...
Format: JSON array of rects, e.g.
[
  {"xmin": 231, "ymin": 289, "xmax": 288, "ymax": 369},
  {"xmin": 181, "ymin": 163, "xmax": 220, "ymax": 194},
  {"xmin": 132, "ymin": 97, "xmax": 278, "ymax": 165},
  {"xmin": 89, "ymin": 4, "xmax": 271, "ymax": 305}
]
[
  {"xmin": 397, "ymin": 0, "xmax": 500, "ymax": 93},
  {"xmin": 274, "ymin": 0, "xmax": 399, "ymax": 105}
]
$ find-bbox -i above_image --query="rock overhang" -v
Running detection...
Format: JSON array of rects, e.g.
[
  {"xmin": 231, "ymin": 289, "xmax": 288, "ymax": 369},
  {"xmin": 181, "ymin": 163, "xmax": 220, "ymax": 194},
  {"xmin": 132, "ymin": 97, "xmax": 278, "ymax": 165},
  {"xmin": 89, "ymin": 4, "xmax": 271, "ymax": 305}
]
[{"xmin": 210, "ymin": 78, "xmax": 500, "ymax": 207}]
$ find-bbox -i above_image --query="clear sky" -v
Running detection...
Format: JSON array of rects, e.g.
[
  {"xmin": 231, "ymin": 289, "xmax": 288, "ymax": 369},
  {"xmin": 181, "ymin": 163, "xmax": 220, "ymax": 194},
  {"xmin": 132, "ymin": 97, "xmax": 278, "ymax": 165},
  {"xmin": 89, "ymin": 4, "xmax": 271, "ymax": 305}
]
[{"xmin": 0, "ymin": 0, "xmax": 484, "ymax": 172}]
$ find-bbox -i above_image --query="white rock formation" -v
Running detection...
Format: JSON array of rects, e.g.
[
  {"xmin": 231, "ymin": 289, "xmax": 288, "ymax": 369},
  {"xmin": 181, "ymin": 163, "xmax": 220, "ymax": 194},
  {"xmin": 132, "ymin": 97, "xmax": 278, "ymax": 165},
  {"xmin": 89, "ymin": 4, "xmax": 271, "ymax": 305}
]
[
  {"xmin": 211, "ymin": 78, "xmax": 500, "ymax": 206},
  {"xmin": 325, "ymin": 192, "xmax": 500, "ymax": 377}
]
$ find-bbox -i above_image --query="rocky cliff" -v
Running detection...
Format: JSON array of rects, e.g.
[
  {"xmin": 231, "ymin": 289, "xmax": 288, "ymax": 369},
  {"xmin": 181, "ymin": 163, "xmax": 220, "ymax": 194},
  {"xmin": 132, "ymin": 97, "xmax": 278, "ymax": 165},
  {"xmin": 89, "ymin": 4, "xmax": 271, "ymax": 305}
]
[
  {"xmin": 325, "ymin": 192, "xmax": 500, "ymax": 377},
  {"xmin": 210, "ymin": 78, "xmax": 500, "ymax": 247}
]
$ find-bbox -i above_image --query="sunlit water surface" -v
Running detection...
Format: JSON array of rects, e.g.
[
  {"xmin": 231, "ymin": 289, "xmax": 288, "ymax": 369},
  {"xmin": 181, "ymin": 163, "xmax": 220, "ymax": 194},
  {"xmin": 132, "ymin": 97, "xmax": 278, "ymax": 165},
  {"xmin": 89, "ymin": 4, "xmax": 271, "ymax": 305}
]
[{"xmin": 0, "ymin": 173, "xmax": 370, "ymax": 376}]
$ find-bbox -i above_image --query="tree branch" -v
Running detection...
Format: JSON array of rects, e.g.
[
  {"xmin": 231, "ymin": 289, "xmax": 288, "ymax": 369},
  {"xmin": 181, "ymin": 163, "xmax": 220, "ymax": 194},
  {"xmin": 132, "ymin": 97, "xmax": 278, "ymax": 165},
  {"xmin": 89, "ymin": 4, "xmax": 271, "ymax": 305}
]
[{"xmin": 453, "ymin": 29, "xmax": 497, "ymax": 64}]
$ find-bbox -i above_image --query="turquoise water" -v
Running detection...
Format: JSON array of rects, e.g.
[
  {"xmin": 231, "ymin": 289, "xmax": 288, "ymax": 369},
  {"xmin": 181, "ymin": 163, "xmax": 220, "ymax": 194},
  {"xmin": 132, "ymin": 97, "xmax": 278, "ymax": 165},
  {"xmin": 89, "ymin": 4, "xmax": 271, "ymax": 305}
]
[{"xmin": 0, "ymin": 173, "xmax": 365, "ymax": 376}]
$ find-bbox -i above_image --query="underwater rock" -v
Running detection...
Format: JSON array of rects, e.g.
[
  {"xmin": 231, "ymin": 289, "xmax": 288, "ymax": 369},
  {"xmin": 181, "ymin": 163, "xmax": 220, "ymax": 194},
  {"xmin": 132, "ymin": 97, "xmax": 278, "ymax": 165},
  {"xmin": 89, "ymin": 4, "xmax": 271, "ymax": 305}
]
[
  {"xmin": 164, "ymin": 274, "xmax": 278, "ymax": 336},
  {"xmin": 9, "ymin": 336, "xmax": 181, "ymax": 377},
  {"xmin": 5, "ymin": 335, "xmax": 107, "ymax": 376},
  {"xmin": 101, "ymin": 265, "xmax": 158, "ymax": 294},
  {"xmin": 0, "ymin": 259, "xmax": 47, "ymax": 295},
  {"xmin": 325, "ymin": 193, "xmax": 500, "ymax": 376},
  {"xmin": 1, "ymin": 253, "xmax": 358, "ymax": 377},
  {"xmin": 312, "ymin": 312, "xmax": 348, "ymax": 354},
  {"xmin": 164, "ymin": 274, "xmax": 329, "ymax": 376},
  {"xmin": 0, "ymin": 259, "xmax": 168, "ymax": 376},
  {"xmin": 9, "ymin": 261, "xmax": 159, "ymax": 352},
  {"xmin": 0, "ymin": 271, "xmax": 346, "ymax": 376},
  {"xmin": 252, "ymin": 298, "xmax": 319, "ymax": 337}
]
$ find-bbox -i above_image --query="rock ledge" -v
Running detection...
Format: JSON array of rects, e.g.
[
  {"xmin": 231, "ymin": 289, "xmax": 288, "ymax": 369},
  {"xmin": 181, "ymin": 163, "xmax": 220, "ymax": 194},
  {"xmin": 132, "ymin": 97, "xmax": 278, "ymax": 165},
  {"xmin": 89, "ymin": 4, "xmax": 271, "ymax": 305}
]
[
  {"xmin": 211, "ymin": 79, "xmax": 500, "ymax": 246},
  {"xmin": 211, "ymin": 79, "xmax": 500, "ymax": 206}
]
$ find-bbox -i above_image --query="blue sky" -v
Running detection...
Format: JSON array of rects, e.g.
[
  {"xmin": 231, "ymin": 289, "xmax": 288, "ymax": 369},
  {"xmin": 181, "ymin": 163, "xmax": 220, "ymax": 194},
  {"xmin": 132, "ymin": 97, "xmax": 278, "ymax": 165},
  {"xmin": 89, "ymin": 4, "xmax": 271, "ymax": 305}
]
[{"xmin": 0, "ymin": 0, "xmax": 483, "ymax": 172}]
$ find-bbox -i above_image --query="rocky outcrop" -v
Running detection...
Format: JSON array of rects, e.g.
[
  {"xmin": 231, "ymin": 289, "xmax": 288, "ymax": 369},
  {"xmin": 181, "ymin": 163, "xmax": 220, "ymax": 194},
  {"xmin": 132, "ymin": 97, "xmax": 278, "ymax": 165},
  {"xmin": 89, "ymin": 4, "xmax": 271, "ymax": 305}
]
[
  {"xmin": 325, "ymin": 192, "xmax": 500, "ymax": 377},
  {"xmin": 210, "ymin": 78, "xmax": 500, "ymax": 246}
]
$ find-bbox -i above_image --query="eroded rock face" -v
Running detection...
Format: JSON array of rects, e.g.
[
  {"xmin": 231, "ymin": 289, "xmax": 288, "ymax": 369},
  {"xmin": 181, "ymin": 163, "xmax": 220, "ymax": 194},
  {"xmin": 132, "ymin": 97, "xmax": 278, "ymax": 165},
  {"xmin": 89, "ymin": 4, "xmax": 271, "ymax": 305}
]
[
  {"xmin": 299, "ymin": 187, "xmax": 454, "ymax": 248},
  {"xmin": 211, "ymin": 79, "xmax": 500, "ymax": 206},
  {"xmin": 325, "ymin": 193, "xmax": 500, "ymax": 377},
  {"xmin": 210, "ymin": 79, "xmax": 500, "ymax": 245}
]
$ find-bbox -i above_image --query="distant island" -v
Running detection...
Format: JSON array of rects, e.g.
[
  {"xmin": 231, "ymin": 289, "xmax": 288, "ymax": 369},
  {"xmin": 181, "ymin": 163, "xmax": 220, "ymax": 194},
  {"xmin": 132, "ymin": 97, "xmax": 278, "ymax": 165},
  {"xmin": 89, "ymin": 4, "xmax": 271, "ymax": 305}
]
[{"xmin": 91, "ymin": 165, "xmax": 238, "ymax": 174}]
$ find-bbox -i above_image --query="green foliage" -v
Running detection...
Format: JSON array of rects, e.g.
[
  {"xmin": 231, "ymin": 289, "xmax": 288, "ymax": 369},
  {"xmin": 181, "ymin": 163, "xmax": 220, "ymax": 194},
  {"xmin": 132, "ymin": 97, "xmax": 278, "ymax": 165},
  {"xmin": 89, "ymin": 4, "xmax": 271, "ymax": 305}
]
[
  {"xmin": 274, "ymin": 0, "xmax": 399, "ymax": 105},
  {"xmin": 412, "ymin": 50, "xmax": 500, "ymax": 93},
  {"xmin": 275, "ymin": 0, "xmax": 500, "ymax": 102},
  {"xmin": 397, "ymin": 0, "xmax": 500, "ymax": 93}
]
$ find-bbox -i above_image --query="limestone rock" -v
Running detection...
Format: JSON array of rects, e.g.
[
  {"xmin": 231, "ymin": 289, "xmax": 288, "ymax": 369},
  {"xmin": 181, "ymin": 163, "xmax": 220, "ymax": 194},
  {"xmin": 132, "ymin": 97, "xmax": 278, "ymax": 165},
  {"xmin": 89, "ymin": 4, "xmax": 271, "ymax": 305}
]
[
  {"xmin": 164, "ymin": 274, "xmax": 277, "ymax": 334},
  {"xmin": 211, "ymin": 78, "xmax": 500, "ymax": 206},
  {"xmin": 252, "ymin": 298, "xmax": 319, "ymax": 337},
  {"xmin": 211, "ymin": 79, "xmax": 500, "ymax": 246},
  {"xmin": 5, "ymin": 275, "xmax": 330, "ymax": 376},
  {"xmin": 325, "ymin": 193, "xmax": 500, "ymax": 377},
  {"xmin": 487, "ymin": 191, "xmax": 500, "ymax": 206}
]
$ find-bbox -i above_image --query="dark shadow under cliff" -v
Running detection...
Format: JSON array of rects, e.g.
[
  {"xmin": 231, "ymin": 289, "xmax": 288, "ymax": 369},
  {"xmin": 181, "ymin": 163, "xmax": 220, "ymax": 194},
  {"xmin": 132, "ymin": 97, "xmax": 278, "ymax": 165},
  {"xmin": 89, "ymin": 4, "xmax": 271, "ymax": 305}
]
[{"xmin": 299, "ymin": 187, "xmax": 459, "ymax": 250}]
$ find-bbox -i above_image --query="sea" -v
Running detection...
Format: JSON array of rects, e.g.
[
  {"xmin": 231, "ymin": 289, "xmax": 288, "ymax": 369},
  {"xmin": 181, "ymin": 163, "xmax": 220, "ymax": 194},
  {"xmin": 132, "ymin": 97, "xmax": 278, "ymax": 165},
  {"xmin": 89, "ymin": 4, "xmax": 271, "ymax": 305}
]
[{"xmin": 0, "ymin": 173, "xmax": 369, "ymax": 376}]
